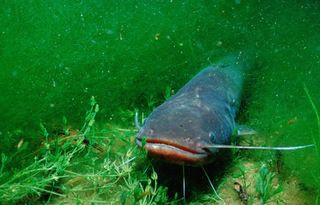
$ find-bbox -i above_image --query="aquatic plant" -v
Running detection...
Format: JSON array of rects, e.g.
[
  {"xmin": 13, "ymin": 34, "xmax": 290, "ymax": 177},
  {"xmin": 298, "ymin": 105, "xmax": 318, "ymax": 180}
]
[
  {"xmin": 304, "ymin": 85, "xmax": 320, "ymax": 203},
  {"xmin": 0, "ymin": 96, "xmax": 180, "ymax": 204},
  {"xmin": 133, "ymin": 170, "xmax": 178, "ymax": 205},
  {"xmin": 164, "ymin": 86, "xmax": 173, "ymax": 100},
  {"xmin": 255, "ymin": 164, "xmax": 282, "ymax": 204},
  {"xmin": 0, "ymin": 97, "xmax": 98, "ymax": 203}
]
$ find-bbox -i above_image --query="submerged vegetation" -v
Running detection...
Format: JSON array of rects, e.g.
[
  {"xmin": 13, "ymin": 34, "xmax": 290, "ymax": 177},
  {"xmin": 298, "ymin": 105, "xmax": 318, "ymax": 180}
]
[
  {"xmin": 0, "ymin": 97, "xmax": 316, "ymax": 204},
  {"xmin": 255, "ymin": 165, "xmax": 282, "ymax": 204},
  {"xmin": 0, "ymin": 98, "xmax": 176, "ymax": 204},
  {"xmin": 304, "ymin": 85, "xmax": 320, "ymax": 202}
]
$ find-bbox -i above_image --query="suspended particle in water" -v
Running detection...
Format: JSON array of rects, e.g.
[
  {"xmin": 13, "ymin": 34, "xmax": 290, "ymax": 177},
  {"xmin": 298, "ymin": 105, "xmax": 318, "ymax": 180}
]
[
  {"xmin": 154, "ymin": 33, "xmax": 160, "ymax": 40},
  {"xmin": 17, "ymin": 139, "xmax": 24, "ymax": 149}
]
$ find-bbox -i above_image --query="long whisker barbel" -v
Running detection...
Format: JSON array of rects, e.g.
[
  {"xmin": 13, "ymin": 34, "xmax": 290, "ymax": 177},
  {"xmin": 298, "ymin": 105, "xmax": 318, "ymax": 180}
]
[
  {"xmin": 203, "ymin": 144, "xmax": 314, "ymax": 150},
  {"xmin": 201, "ymin": 166, "xmax": 226, "ymax": 204},
  {"xmin": 182, "ymin": 165, "xmax": 186, "ymax": 204}
]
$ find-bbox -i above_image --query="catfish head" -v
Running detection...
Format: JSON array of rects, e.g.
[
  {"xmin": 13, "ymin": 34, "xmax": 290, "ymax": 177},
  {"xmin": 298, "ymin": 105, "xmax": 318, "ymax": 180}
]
[{"xmin": 135, "ymin": 91, "xmax": 233, "ymax": 166}]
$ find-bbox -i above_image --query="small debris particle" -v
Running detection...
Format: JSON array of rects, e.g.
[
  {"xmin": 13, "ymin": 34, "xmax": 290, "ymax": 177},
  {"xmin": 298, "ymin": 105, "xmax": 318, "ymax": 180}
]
[
  {"xmin": 287, "ymin": 117, "xmax": 298, "ymax": 125},
  {"xmin": 216, "ymin": 41, "xmax": 222, "ymax": 46},
  {"xmin": 17, "ymin": 139, "xmax": 24, "ymax": 149},
  {"xmin": 234, "ymin": 182, "xmax": 249, "ymax": 204},
  {"xmin": 154, "ymin": 33, "xmax": 160, "ymax": 40}
]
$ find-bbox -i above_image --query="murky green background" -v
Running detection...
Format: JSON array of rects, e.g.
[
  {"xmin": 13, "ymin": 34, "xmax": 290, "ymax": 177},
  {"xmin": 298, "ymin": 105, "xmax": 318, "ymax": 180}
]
[{"xmin": 1, "ymin": 0, "xmax": 319, "ymax": 192}]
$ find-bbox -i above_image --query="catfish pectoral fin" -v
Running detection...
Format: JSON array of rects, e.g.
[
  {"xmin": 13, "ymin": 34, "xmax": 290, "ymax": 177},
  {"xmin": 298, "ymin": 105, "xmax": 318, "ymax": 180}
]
[{"xmin": 236, "ymin": 125, "xmax": 257, "ymax": 136}]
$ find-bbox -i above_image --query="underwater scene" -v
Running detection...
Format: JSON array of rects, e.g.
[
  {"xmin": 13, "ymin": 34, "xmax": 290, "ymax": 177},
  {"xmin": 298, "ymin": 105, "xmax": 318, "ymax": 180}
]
[{"xmin": 1, "ymin": 0, "xmax": 320, "ymax": 204}]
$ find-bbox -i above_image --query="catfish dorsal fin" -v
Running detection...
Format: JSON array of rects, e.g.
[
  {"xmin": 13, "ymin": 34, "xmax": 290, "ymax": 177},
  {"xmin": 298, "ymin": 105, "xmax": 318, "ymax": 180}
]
[{"xmin": 204, "ymin": 144, "xmax": 314, "ymax": 151}]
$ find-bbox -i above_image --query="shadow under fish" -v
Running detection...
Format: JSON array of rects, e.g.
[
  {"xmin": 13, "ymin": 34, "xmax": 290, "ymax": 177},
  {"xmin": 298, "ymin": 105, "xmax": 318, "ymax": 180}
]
[{"xmin": 149, "ymin": 149, "xmax": 233, "ymax": 201}]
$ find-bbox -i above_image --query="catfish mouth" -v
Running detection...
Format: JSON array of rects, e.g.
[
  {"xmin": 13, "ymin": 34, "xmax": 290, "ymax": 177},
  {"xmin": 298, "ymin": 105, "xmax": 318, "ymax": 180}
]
[{"xmin": 136, "ymin": 137, "xmax": 210, "ymax": 166}]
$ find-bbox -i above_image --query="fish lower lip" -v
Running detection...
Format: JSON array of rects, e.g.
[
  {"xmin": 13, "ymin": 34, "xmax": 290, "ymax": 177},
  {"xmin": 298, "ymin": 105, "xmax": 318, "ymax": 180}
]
[
  {"xmin": 136, "ymin": 138, "xmax": 209, "ymax": 162},
  {"xmin": 136, "ymin": 138, "xmax": 205, "ymax": 154}
]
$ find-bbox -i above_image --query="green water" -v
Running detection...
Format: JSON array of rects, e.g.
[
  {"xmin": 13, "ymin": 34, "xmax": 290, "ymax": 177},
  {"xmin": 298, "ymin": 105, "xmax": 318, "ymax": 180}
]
[{"xmin": 1, "ymin": 0, "xmax": 320, "ymax": 202}]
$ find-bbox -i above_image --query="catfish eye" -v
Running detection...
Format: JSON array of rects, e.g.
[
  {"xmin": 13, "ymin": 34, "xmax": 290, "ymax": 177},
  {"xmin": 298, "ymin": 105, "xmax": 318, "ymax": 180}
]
[{"xmin": 209, "ymin": 132, "xmax": 216, "ymax": 143}]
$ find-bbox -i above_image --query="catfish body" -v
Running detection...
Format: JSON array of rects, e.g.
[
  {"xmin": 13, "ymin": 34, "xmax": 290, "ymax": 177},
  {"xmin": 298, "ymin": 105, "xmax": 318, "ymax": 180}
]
[{"xmin": 136, "ymin": 56, "xmax": 247, "ymax": 166}]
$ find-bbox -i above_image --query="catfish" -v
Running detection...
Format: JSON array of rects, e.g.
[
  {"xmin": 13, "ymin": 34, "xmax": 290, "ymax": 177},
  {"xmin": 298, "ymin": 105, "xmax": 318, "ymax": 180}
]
[{"xmin": 135, "ymin": 53, "xmax": 313, "ymax": 166}]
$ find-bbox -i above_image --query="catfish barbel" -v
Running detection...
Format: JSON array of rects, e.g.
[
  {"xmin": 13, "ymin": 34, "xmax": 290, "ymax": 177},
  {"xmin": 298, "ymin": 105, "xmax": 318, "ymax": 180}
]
[{"xmin": 135, "ymin": 53, "xmax": 313, "ymax": 167}]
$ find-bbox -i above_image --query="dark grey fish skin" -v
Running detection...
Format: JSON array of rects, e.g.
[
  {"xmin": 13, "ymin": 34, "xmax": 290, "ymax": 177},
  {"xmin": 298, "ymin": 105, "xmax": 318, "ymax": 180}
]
[{"xmin": 136, "ymin": 56, "xmax": 248, "ymax": 166}]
